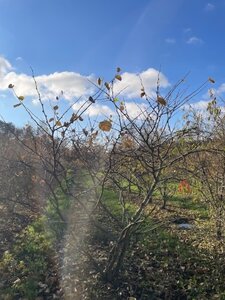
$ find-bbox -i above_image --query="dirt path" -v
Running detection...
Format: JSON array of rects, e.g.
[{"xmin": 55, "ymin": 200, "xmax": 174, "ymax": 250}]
[{"xmin": 60, "ymin": 179, "xmax": 96, "ymax": 300}]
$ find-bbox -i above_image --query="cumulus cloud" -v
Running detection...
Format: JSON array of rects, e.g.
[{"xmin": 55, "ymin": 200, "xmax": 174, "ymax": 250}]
[
  {"xmin": 184, "ymin": 100, "xmax": 210, "ymax": 111},
  {"xmin": 0, "ymin": 56, "xmax": 170, "ymax": 119},
  {"xmin": 0, "ymin": 57, "xmax": 96, "ymax": 102},
  {"xmin": 216, "ymin": 83, "xmax": 225, "ymax": 95},
  {"xmin": 0, "ymin": 57, "xmax": 169, "ymax": 103},
  {"xmin": 204, "ymin": 3, "xmax": 215, "ymax": 12},
  {"xmin": 113, "ymin": 68, "xmax": 169, "ymax": 99},
  {"xmin": 124, "ymin": 102, "xmax": 149, "ymax": 119},
  {"xmin": 186, "ymin": 36, "xmax": 203, "ymax": 45},
  {"xmin": 0, "ymin": 56, "xmax": 12, "ymax": 77},
  {"xmin": 72, "ymin": 100, "xmax": 114, "ymax": 117}
]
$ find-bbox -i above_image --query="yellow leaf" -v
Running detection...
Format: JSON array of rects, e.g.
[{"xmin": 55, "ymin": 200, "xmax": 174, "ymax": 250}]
[
  {"xmin": 99, "ymin": 120, "xmax": 112, "ymax": 132},
  {"xmin": 208, "ymin": 77, "xmax": 215, "ymax": 84},
  {"xmin": 18, "ymin": 96, "xmax": 25, "ymax": 101},
  {"xmin": 157, "ymin": 96, "xmax": 167, "ymax": 106},
  {"xmin": 115, "ymin": 74, "xmax": 122, "ymax": 81},
  {"xmin": 55, "ymin": 121, "xmax": 62, "ymax": 126}
]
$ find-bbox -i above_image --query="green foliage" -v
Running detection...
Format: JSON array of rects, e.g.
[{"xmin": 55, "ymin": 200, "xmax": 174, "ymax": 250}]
[
  {"xmin": 46, "ymin": 172, "xmax": 74, "ymax": 239},
  {"xmin": 0, "ymin": 218, "xmax": 53, "ymax": 299}
]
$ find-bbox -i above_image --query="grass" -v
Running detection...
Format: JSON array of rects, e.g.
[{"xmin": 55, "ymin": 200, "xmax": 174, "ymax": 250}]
[
  {"xmin": 0, "ymin": 217, "xmax": 54, "ymax": 299},
  {"xmin": 90, "ymin": 187, "xmax": 225, "ymax": 299},
  {"xmin": 0, "ymin": 174, "xmax": 74, "ymax": 299}
]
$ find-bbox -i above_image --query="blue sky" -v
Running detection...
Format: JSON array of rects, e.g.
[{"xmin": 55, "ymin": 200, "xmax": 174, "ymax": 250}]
[{"xmin": 0, "ymin": 0, "xmax": 224, "ymax": 126}]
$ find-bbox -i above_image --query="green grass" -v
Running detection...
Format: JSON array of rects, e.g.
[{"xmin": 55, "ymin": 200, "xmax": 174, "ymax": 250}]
[
  {"xmin": 0, "ymin": 217, "xmax": 53, "ymax": 299},
  {"xmin": 0, "ymin": 173, "xmax": 74, "ymax": 299},
  {"xmin": 95, "ymin": 187, "xmax": 225, "ymax": 299}
]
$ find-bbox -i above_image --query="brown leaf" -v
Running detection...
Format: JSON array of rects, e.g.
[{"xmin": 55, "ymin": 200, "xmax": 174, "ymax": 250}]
[
  {"xmin": 157, "ymin": 96, "xmax": 167, "ymax": 106},
  {"xmin": 53, "ymin": 105, "xmax": 59, "ymax": 110},
  {"xmin": 13, "ymin": 103, "xmax": 22, "ymax": 108},
  {"xmin": 120, "ymin": 104, "xmax": 125, "ymax": 111},
  {"xmin": 99, "ymin": 120, "xmax": 112, "ymax": 131},
  {"xmin": 8, "ymin": 84, "xmax": 14, "ymax": 89},
  {"xmin": 115, "ymin": 74, "xmax": 122, "ymax": 81},
  {"xmin": 83, "ymin": 129, "xmax": 88, "ymax": 136},
  {"xmin": 70, "ymin": 113, "xmax": 78, "ymax": 123},
  {"xmin": 49, "ymin": 118, "xmax": 54, "ymax": 122},
  {"xmin": 140, "ymin": 92, "xmax": 146, "ymax": 98},
  {"xmin": 89, "ymin": 96, "xmax": 95, "ymax": 103},
  {"xmin": 105, "ymin": 82, "xmax": 110, "ymax": 90},
  {"xmin": 208, "ymin": 77, "xmax": 215, "ymax": 84},
  {"xmin": 97, "ymin": 78, "xmax": 102, "ymax": 85},
  {"xmin": 55, "ymin": 121, "xmax": 62, "ymax": 126}
]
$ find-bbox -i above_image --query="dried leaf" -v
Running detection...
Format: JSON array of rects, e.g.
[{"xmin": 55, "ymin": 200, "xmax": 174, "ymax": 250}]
[
  {"xmin": 97, "ymin": 78, "xmax": 102, "ymax": 85},
  {"xmin": 140, "ymin": 92, "xmax": 146, "ymax": 98},
  {"xmin": 49, "ymin": 118, "xmax": 54, "ymax": 122},
  {"xmin": 83, "ymin": 129, "xmax": 88, "ymax": 136},
  {"xmin": 120, "ymin": 104, "xmax": 125, "ymax": 111},
  {"xmin": 63, "ymin": 122, "xmax": 69, "ymax": 127},
  {"xmin": 55, "ymin": 120, "xmax": 62, "ymax": 126},
  {"xmin": 157, "ymin": 96, "xmax": 167, "ymax": 106},
  {"xmin": 70, "ymin": 113, "xmax": 78, "ymax": 123},
  {"xmin": 89, "ymin": 96, "xmax": 95, "ymax": 103},
  {"xmin": 115, "ymin": 74, "xmax": 122, "ymax": 81},
  {"xmin": 53, "ymin": 105, "xmax": 59, "ymax": 110},
  {"xmin": 208, "ymin": 77, "xmax": 215, "ymax": 84},
  {"xmin": 8, "ymin": 84, "xmax": 14, "ymax": 89},
  {"xmin": 105, "ymin": 82, "xmax": 110, "ymax": 91},
  {"xmin": 99, "ymin": 120, "xmax": 112, "ymax": 132},
  {"xmin": 116, "ymin": 67, "xmax": 121, "ymax": 72},
  {"xmin": 18, "ymin": 96, "xmax": 25, "ymax": 101},
  {"xmin": 122, "ymin": 137, "xmax": 133, "ymax": 148},
  {"xmin": 13, "ymin": 103, "xmax": 22, "ymax": 108}
]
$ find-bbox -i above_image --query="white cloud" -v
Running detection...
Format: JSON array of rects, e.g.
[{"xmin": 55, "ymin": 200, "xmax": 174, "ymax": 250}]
[
  {"xmin": 185, "ymin": 100, "xmax": 210, "ymax": 111},
  {"xmin": 165, "ymin": 38, "xmax": 176, "ymax": 44},
  {"xmin": 0, "ymin": 69, "xmax": 95, "ymax": 102},
  {"xmin": 72, "ymin": 100, "xmax": 114, "ymax": 117},
  {"xmin": 124, "ymin": 102, "xmax": 149, "ymax": 119},
  {"xmin": 0, "ymin": 56, "xmax": 170, "ymax": 121},
  {"xmin": 204, "ymin": 3, "xmax": 215, "ymax": 11},
  {"xmin": 186, "ymin": 36, "xmax": 203, "ymax": 45},
  {"xmin": 216, "ymin": 83, "xmax": 225, "ymax": 95},
  {"xmin": 113, "ymin": 68, "xmax": 169, "ymax": 99},
  {"xmin": 0, "ymin": 56, "xmax": 12, "ymax": 77}
]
